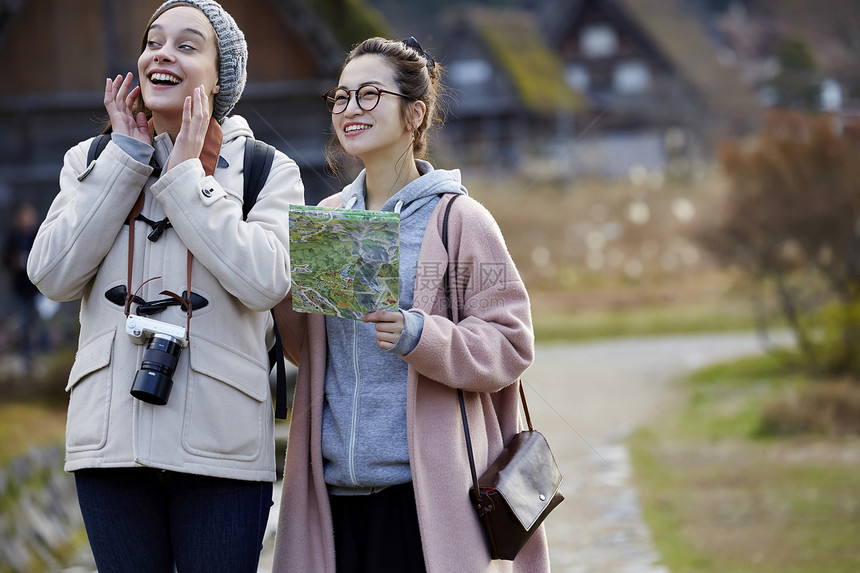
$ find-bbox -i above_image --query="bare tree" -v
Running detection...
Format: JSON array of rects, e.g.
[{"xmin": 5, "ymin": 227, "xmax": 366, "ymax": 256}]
[{"xmin": 698, "ymin": 110, "xmax": 860, "ymax": 378}]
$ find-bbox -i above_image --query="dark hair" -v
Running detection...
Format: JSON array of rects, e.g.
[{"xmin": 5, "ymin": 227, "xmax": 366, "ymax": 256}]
[{"xmin": 326, "ymin": 37, "xmax": 446, "ymax": 168}]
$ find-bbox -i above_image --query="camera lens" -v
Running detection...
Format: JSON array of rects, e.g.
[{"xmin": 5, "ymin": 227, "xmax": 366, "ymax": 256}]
[{"xmin": 130, "ymin": 334, "xmax": 183, "ymax": 405}]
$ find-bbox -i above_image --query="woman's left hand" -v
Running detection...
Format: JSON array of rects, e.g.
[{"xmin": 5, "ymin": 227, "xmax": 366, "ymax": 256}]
[
  {"xmin": 364, "ymin": 310, "xmax": 404, "ymax": 350},
  {"xmin": 166, "ymin": 85, "xmax": 209, "ymax": 172}
]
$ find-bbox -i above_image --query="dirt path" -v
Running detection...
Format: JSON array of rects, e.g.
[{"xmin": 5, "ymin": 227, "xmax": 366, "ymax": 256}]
[{"xmin": 528, "ymin": 333, "xmax": 775, "ymax": 572}]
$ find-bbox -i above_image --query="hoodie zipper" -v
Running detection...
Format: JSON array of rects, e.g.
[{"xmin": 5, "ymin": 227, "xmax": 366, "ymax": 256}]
[
  {"xmin": 345, "ymin": 196, "xmax": 402, "ymax": 487},
  {"xmin": 348, "ymin": 317, "xmax": 360, "ymax": 485}
]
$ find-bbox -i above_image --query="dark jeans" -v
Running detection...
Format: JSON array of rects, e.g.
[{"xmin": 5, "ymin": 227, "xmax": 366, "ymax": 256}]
[
  {"xmin": 329, "ymin": 481, "xmax": 426, "ymax": 573},
  {"xmin": 74, "ymin": 468, "xmax": 273, "ymax": 573}
]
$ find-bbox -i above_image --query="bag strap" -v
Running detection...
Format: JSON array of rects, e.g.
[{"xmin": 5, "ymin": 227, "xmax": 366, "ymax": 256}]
[
  {"xmin": 442, "ymin": 194, "xmax": 535, "ymax": 496},
  {"xmin": 242, "ymin": 138, "xmax": 276, "ymax": 220},
  {"xmin": 87, "ymin": 133, "xmax": 111, "ymax": 165},
  {"xmin": 441, "ymin": 195, "xmax": 482, "ymax": 492}
]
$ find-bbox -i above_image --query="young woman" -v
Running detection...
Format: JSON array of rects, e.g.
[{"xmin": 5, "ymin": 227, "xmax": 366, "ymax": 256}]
[
  {"xmin": 26, "ymin": 1, "xmax": 303, "ymax": 571},
  {"xmin": 271, "ymin": 37, "xmax": 550, "ymax": 572}
]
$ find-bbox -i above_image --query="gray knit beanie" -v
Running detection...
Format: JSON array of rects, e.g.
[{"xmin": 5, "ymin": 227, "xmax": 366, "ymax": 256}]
[{"xmin": 150, "ymin": 0, "xmax": 247, "ymax": 122}]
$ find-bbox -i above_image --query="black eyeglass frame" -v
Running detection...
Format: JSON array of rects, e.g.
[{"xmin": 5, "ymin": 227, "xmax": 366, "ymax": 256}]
[{"xmin": 322, "ymin": 86, "xmax": 413, "ymax": 114}]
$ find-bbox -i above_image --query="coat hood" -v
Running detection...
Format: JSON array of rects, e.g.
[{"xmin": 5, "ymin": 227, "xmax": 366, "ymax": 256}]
[{"xmin": 340, "ymin": 160, "xmax": 467, "ymax": 217}]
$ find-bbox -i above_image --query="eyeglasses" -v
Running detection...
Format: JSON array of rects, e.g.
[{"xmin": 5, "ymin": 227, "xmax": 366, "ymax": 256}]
[{"xmin": 322, "ymin": 85, "xmax": 412, "ymax": 114}]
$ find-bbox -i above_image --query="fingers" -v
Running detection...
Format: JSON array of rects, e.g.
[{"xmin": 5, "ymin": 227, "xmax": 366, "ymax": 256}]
[
  {"xmin": 104, "ymin": 73, "xmax": 144, "ymax": 140},
  {"xmin": 104, "ymin": 74, "xmax": 122, "ymax": 107},
  {"xmin": 134, "ymin": 111, "xmax": 149, "ymax": 133},
  {"xmin": 182, "ymin": 93, "xmax": 193, "ymax": 124},
  {"xmin": 364, "ymin": 310, "xmax": 404, "ymax": 349},
  {"xmin": 106, "ymin": 73, "xmax": 134, "ymax": 106},
  {"xmin": 125, "ymin": 85, "xmax": 141, "ymax": 110},
  {"xmin": 120, "ymin": 72, "xmax": 134, "ymax": 100},
  {"xmin": 374, "ymin": 325, "xmax": 401, "ymax": 349},
  {"xmin": 375, "ymin": 335, "xmax": 398, "ymax": 350},
  {"xmin": 363, "ymin": 310, "xmax": 391, "ymax": 323},
  {"xmin": 168, "ymin": 85, "xmax": 209, "ymax": 171},
  {"xmin": 181, "ymin": 85, "xmax": 208, "ymax": 133},
  {"xmin": 104, "ymin": 77, "xmax": 113, "ymax": 105},
  {"xmin": 195, "ymin": 84, "xmax": 210, "ymax": 120}
]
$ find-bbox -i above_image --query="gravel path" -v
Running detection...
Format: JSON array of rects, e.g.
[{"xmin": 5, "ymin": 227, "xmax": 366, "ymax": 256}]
[{"xmin": 528, "ymin": 333, "xmax": 776, "ymax": 572}]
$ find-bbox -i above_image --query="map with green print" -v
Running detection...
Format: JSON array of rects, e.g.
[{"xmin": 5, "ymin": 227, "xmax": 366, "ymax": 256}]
[{"xmin": 289, "ymin": 204, "xmax": 400, "ymax": 320}]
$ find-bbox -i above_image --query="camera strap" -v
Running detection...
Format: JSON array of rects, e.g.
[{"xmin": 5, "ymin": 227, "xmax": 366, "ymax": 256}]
[
  {"xmin": 125, "ymin": 190, "xmax": 193, "ymax": 343},
  {"xmin": 124, "ymin": 191, "xmax": 145, "ymax": 316}
]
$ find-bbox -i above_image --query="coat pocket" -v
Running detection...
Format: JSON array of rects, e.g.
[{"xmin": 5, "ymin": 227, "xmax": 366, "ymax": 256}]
[
  {"xmin": 65, "ymin": 328, "xmax": 116, "ymax": 451},
  {"xmin": 182, "ymin": 339, "xmax": 270, "ymax": 460}
]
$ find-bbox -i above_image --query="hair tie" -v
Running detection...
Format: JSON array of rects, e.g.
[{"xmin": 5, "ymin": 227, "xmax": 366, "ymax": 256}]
[{"xmin": 401, "ymin": 36, "xmax": 436, "ymax": 71}]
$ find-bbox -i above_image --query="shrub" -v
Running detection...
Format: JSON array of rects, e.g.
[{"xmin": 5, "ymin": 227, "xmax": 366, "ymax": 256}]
[
  {"xmin": 698, "ymin": 110, "xmax": 860, "ymax": 379},
  {"xmin": 758, "ymin": 381, "xmax": 860, "ymax": 436}
]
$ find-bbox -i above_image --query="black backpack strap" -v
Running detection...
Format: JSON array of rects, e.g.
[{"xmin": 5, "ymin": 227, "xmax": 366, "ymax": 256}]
[
  {"xmin": 242, "ymin": 138, "xmax": 287, "ymax": 419},
  {"xmin": 242, "ymin": 138, "xmax": 276, "ymax": 221},
  {"xmin": 270, "ymin": 322, "xmax": 288, "ymax": 420},
  {"xmin": 87, "ymin": 133, "xmax": 111, "ymax": 164}
]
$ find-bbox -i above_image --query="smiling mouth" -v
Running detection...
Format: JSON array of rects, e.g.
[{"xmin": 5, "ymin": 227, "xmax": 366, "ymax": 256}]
[
  {"xmin": 149, "ymin": 72, "xmax": 181, "ymax": 85},
  {"xmin": 344, "ymin": 124, "xmax": 371, "ymax": 133}
]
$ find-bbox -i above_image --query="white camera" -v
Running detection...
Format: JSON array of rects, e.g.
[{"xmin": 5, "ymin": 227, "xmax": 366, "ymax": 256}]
[
  {"xmin": 126, "ymin": 315, "xmax": 187, "ymax": 406},
  {"xmin": 126, "ymin": 315, "xmax": 187, "ymax": 347}
]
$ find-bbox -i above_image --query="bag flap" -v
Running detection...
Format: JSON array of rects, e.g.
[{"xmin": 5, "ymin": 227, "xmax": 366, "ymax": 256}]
[{"xmin": 478, "ymin": 430, "xmax": 563, "ymax": 530}]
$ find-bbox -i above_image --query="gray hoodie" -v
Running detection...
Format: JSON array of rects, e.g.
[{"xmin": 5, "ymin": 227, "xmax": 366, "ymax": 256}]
[{"xmin": 322, "ymin": 160, "xmax": 466, "ymax": 494}]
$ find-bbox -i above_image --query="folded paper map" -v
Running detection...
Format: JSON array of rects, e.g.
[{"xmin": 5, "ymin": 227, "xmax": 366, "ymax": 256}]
[{"xmin": 289, "ymin": 204, "xmax": 400, "ymax": 320}]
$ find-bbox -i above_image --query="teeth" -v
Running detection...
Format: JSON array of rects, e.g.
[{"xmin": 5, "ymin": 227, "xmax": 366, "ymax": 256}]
[
  {"xmin": 150, "ymin": 73, "xmax": 180, "ymax": 84},
  {"xmin": 345, "ymin": 124, "xmax": 369, "ymax": 133}
]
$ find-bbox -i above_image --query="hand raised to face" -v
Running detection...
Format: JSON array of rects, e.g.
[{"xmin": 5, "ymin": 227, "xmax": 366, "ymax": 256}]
[
  {"xmin": 165, "ymin": 85, "xmax": 210, "ymax": 172},
  {"xmin": 104, "ymin": 73, "xmax": 149, "ymax": 144}
]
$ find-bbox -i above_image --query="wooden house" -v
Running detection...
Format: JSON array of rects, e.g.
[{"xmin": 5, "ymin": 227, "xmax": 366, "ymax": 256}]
[
  {"xmin": 435, "ymin": 6, "xmax": 583, "ymax": 174},
  {"xmin": 526, "ymin": 0, "xmax": 762, "ymax": 177}
]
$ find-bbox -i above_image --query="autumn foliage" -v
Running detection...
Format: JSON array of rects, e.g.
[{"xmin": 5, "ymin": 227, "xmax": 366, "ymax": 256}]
[{"xmin": 700, "ymin": 110, "xmax": 860, "ymax": 378}]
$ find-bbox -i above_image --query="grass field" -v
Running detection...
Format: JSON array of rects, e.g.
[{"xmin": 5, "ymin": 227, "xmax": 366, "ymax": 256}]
[
  {"xmin": 0, "ymin": 402, "xmax": 67, "ymax": 467},
  {"xmin": 629, "ymin": 354, "xmax": 860, "ymax": 572}
]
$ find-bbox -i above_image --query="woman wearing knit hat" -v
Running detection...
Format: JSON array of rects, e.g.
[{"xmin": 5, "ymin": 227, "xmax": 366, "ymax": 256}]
[{"xmin": 26, "ymin": 1, "xmax": 303, "ymax": 571}]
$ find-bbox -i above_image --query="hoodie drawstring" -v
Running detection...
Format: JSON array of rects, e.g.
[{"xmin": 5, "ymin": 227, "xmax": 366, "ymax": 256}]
[{"xmin": 344, "ymin": 195, "xmax": 404, "ymax": 214}]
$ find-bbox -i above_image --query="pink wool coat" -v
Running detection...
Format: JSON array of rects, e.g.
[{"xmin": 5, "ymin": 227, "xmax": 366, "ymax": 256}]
[{"xmin": 271, "ymin": 193, "xmax": 551, "ymax": 572}]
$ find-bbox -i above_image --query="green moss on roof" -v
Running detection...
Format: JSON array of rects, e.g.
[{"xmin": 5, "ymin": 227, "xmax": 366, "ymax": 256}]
[
  {"xmin": 617, "ymin": 0, "xmax": 761, "ymax": 123},
  {"xmin": 308, "ymin": 0, "xmax": 391, "ymax": 50},
  {"xmin": 474, "ymin": 9, "xmax": 583, "ymax": 115}
]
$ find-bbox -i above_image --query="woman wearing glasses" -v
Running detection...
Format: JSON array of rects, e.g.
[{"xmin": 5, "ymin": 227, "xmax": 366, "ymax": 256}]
[
  {"xmin": 272, "ymin": 37, "xmax": 549, "ymax": 572},
  {"xmin": 27, "ymin": 1, "xmax": 303, "ymax": 570}
]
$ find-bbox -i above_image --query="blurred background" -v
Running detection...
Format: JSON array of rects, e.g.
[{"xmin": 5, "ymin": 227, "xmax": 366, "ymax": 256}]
[{"xmin": 2, "ymin": 0, "xmax": 860, "ymax": 571}]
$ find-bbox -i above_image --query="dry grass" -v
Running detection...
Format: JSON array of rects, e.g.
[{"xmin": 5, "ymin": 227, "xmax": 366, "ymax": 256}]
[
  {"xmin": 631, "ymin": 353, "xmax": 860, "ymax": 572},
  {"xmin": 760, "ymin": 381, "xmax": 860, "ymax": 436},
  {"xmin": 464, "ymin": 169, "xmax": 731, "ymax": 304},
  {"xmin": 632, "ymin": 433, "xmax": 860, "ymax": 572},
  {"xmin": 460, "ymin": 168, "xmax": 770, "ymax": 340},
  {"xmin": 0, "ymin": 402, "xmax": 67, "ymax": 466}
]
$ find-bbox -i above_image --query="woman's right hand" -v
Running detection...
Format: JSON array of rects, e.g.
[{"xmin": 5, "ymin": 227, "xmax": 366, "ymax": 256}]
[{"xmin": 104, "ymin": 73, "xmax": 149, "ymax": 143}]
